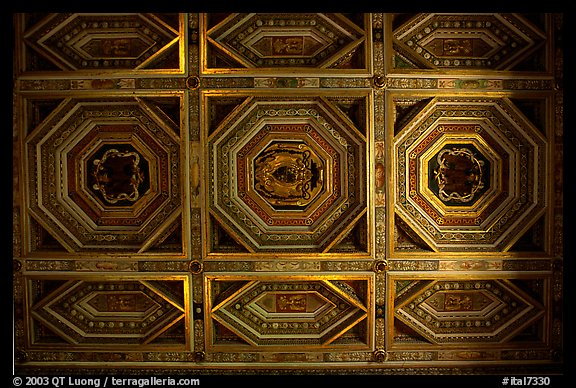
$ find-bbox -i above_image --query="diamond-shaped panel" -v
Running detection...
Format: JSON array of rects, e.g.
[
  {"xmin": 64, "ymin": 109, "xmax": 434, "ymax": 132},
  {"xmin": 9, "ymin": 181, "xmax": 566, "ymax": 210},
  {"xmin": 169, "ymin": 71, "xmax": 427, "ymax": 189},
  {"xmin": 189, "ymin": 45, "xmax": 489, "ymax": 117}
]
[
  {"xmin": 249, "ymin": 291, "xmax": 334, "ymax": 319},
  {"xmin": 80, "ymin": 291, "xmax": 159, "ymax": 318}
]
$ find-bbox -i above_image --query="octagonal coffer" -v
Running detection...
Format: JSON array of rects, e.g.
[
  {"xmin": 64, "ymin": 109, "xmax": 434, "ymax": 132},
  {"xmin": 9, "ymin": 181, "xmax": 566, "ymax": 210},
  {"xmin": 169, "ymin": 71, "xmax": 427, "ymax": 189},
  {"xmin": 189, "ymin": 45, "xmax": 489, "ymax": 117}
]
[
  {"xmin": 393, "ymin": 97, "xmax": 547, "ymax": 252},
  {"xmin": 237, "ymin": 124, "xmax": 337, "ymax": 227},
  {"xmin": 88, "ymin": 144, "xmax": 150, "ymax": 206},
  {"xmin": 208, "ymin": 96, "xmax": 367, "ymax": 253},
  {"xmin": 428, "ymin": 143, "xmax": 490, "ymax": 206},
  {"xmin": 253, "ymin": 140, "xmax": 325, "ymax": 209},
  {"xmin": 25, "ymin": 98, "xmax": 183, "ymax": 253}
]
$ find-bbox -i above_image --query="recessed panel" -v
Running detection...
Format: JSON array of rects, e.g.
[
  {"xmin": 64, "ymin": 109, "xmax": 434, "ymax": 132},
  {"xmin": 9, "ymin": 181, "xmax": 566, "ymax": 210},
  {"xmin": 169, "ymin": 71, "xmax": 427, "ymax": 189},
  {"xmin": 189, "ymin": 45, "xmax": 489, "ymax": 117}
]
[
  {"xmin": 206, "ymin": 274, "xmax": 373, "ymax": 350},
  {"xmin": 28, "ymin": 276, "xmax": 189, "ymax": 348},
  {"xmin": 25, "ymin": 97, "xmax": 183, "ymax": 253},
  {"xmin": 389, "ymin": 274, "xmax": 548, "ymax": 347},
  {"xmin": 393, "ymin": 97, "xmax": 547, "ymax": 252},
  {"xmin": 203, "ymin": 13, "xmax": 368, "ymax": 73},
  {"xmin": 206, "ymin": 94, "xmax": 368, "ymax": 253},
  {"xmin": 23, "ymin": 13, "xmax": 182, "ymax": 71},
  {"xmin": 393, "ymin": 13, "xmax": 546, "ymax": 70}
]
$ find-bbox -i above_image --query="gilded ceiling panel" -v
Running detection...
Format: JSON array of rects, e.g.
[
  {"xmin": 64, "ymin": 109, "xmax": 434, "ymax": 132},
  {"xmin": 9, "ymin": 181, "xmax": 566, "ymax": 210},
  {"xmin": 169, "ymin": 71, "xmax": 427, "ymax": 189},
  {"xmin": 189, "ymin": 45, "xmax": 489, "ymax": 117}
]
[
  {"xmin": 202, "ymin": 13, "xmax": 370, "ymax": 74},
  {"xmin": 392, "ymin": 13, "xmax": 547, "ymax": 70},
  {"xmin": 205, "ymin": 274, "xmax": 373, "ymax": 351},
  {"xmin": 20, "ymin": 13, "xmax": 184, "ymax": 72},
  {"xmin": 27, "ymin": 276, "xmax": 189, "ymax": 349},
  {"xmin": 12, "ymin": 12, "xmax": 564, "ymax": 376},
  {"xmin": 389, "ymin": 273, "xmax": 548, "ymax": 348},
  {"xmin": 23, "ymin": 96, "xmax": 186, "ymax": 255},
  {"xmin": 204, "ymin": 92, "xmax": 370, "ymax": 255},
  {"xmin": 392, "ymin": 96, "xmax": 548, "ymax": 253}
]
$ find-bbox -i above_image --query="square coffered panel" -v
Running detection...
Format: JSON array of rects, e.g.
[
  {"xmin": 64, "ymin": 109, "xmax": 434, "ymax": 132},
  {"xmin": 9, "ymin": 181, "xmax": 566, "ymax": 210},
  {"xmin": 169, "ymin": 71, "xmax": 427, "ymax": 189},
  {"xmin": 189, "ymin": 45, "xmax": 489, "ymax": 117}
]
[
  {"xmin": 203, "ymin": 91, "xmax": 371, "ymax": 256},
  {"xmin": 22, "ymin": 95, "xmax": 186, "ymax": 256},
  {"xmin": 390, "ymin": 95, "xmax": 549, "ymax": 254}
]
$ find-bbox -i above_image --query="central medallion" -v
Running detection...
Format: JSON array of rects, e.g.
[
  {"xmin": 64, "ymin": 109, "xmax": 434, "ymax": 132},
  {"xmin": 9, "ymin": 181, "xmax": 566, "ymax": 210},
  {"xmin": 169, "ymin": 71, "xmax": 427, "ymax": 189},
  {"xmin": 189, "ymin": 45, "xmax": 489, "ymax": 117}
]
[
  {"xmin": 254, "ymin": 142, "xmax": 323, "ymax": 209},
  {"xmin": 433, "ymin": 147, "xmax": 485, "ymax": 204},
  {"xmin": 89, "ymin": 146, "xmax": 149, "ymax": 206},
  {"xmin": 428, "ymin": 143, "xmax": 490, "ymax": 207}
]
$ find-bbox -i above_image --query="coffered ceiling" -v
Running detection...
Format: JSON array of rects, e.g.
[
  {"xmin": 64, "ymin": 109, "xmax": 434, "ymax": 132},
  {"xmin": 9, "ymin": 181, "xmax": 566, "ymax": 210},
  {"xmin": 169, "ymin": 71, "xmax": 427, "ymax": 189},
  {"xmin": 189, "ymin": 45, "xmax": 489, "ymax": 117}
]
[{"xmin": 12, "ymin": 13, "xmax": 564, "ymax": 376}]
